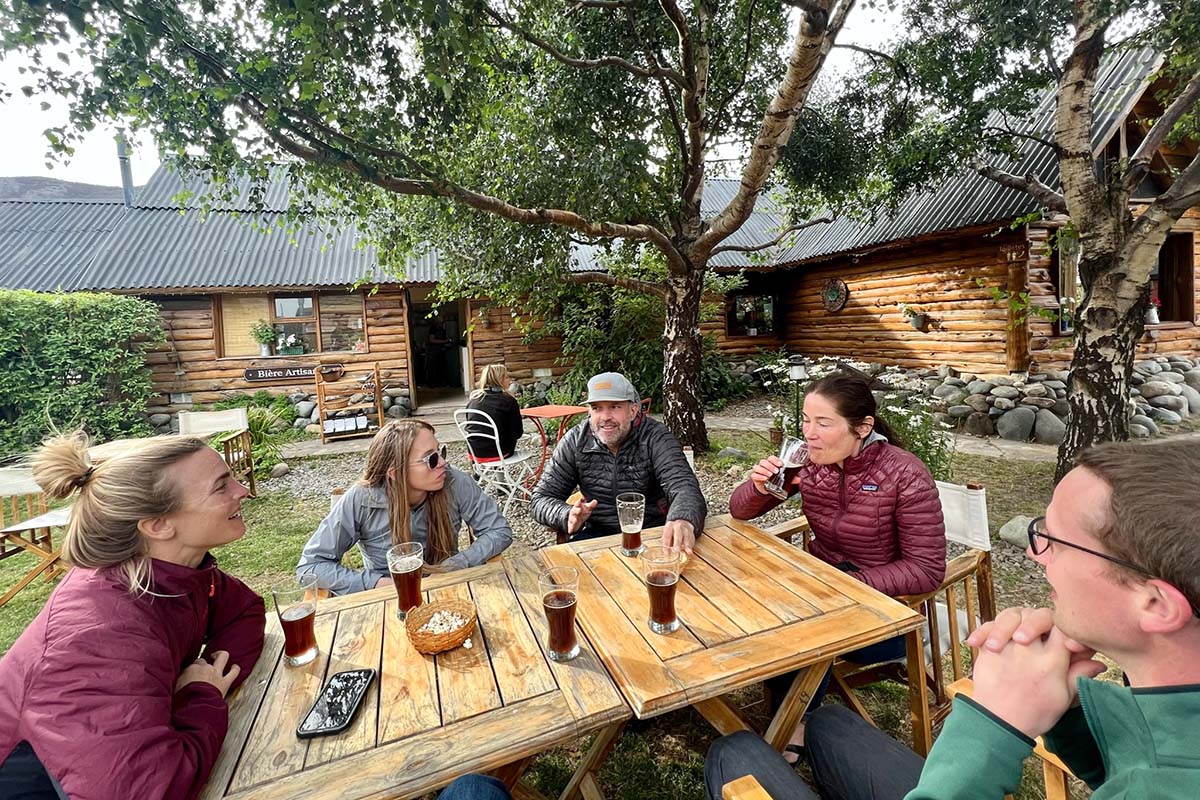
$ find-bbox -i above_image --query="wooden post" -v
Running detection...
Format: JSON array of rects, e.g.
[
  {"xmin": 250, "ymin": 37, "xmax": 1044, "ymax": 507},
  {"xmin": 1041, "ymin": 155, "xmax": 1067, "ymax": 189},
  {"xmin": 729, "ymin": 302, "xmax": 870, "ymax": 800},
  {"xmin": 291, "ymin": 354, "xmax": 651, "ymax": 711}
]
[{"xmin": 1006, "ymin": 236, "xmax": 1032, "ymax": 373}]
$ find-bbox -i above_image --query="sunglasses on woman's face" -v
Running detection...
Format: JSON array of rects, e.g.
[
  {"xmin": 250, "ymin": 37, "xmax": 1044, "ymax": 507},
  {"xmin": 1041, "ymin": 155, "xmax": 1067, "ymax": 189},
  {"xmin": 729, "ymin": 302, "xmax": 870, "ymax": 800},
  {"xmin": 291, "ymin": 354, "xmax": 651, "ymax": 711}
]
[{"xmin": 411, "ymin": 444, "xmax": 448, "ymax": 471}]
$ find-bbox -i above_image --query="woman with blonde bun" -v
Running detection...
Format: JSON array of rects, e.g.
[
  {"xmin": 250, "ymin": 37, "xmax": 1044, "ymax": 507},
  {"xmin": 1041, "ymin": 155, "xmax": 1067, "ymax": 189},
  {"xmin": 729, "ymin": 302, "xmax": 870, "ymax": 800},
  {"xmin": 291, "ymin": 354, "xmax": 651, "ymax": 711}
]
[
  {"xmin": 0, "ymin": 433, "xmax": 264, "ymax": 800},
  {"xmin": 464, "ymin": 364, "xmax": 524, "ymax": 460}
]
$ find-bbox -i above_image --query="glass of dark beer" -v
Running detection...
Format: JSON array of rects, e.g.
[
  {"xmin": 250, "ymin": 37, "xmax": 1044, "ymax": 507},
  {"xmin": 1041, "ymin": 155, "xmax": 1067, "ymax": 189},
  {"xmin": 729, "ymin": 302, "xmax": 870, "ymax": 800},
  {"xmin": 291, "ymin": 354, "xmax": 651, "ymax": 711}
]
[
  {"xmin": 641, "ymin": 546, "xmax": 681, "ymax": 634},
  {"xmin": 763, "ymin": 436, "xmax": 809, "ymax": 500},
  {"xmin": 387, "ymin": 542, "xmax": 424, "ymax": 621},
  {"xmin": 539, "ymin": 566, "xmax": 580, "ymax": 662},
  {"xmin": 616, "ymin": 492, "xmax": 646, "ymax": 557},
  {"xmin": 272, "ymin": 572, "xmax": 320, "ymax": 667}
]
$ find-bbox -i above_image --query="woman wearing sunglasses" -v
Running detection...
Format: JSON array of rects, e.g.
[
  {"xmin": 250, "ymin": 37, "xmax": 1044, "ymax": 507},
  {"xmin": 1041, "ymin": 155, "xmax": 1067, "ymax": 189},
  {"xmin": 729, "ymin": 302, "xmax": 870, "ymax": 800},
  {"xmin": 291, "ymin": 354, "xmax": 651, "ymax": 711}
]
[{"xmin": 296, "ymin": 419, "xmax": 513, "ymax": 594}]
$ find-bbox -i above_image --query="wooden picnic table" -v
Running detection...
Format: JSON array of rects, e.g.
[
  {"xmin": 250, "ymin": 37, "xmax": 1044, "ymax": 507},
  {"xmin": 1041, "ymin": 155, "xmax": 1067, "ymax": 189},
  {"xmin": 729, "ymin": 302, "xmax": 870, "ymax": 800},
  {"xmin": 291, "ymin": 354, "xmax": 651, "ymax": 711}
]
[
  {"xmin": 539, "ymin": 514, "xmax": 933, "ymax": 756},
  {"xmin": 200, "ymin": 557, "xmax": 630, "ymax": 800},
  {"xmin": 520, "ymin": 404, "xmax": 588, "ymax": 483}
]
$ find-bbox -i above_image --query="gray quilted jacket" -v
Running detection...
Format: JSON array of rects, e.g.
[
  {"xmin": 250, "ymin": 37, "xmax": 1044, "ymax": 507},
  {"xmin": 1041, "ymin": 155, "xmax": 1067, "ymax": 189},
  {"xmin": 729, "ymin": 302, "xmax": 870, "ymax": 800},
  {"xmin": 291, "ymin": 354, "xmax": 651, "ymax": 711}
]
[{"xmin": 530, "ymin": 414, "xmax": 707, "ymax": 536}]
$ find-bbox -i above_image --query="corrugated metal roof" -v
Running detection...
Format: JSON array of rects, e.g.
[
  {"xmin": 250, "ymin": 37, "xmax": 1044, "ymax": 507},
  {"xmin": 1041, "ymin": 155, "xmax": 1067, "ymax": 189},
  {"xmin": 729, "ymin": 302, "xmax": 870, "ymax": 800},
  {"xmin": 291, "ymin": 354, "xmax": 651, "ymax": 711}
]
[
  {"xmin": 133, "ymin": 164, "xmax": 296, "ymax": 211},
  {"xmin": 769, "ymin": 47, "xmax": 1160, "ymax": 267},
  {"xmin": 0, "ymin": 201, "xmax": 126, "ymax": 291}
]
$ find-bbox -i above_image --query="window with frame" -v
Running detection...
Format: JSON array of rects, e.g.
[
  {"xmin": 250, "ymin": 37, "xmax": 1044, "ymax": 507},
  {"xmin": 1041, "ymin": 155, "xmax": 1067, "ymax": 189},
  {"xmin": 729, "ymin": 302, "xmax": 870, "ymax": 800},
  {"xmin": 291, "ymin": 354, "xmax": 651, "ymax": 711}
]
[
  {"xmin": 218, "ymin": 291, "xmax": 366, "ymax": 357},
  {"xmin": 727, "ymin": 294, "xmax": 776, "ymax": 337}
]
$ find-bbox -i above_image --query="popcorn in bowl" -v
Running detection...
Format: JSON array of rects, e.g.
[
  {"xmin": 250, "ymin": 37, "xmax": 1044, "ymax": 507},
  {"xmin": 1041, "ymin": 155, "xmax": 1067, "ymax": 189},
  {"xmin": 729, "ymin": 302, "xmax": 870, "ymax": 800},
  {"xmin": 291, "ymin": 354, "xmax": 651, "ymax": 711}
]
[{"xmin": 417, "ymin": 609, "xmax": 468, "ymax": 635}]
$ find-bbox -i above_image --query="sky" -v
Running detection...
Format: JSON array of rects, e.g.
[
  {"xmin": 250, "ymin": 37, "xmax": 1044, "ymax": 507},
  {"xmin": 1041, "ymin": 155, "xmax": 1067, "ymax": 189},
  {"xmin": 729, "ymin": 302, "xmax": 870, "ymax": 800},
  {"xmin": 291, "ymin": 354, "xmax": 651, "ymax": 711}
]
[{"xmin": 0, "ymin": 6, "xmax": 898, "ymax": 187}]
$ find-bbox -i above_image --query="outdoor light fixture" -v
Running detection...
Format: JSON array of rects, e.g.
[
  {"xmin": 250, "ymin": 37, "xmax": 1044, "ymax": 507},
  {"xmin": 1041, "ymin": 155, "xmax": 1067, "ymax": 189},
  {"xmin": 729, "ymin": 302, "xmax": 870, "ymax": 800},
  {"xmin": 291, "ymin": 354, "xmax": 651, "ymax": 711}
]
[{"xmin": 787, "ymin": 360, "xmax": 808, "ymax": 437}]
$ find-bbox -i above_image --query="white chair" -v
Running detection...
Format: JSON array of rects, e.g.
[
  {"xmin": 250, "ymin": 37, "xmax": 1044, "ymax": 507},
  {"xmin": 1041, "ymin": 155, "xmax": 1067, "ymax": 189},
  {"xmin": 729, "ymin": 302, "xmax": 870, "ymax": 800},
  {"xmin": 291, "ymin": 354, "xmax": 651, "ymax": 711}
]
[
  {"xmin": 179, "ymin": 408, "xmax": 256, "ymax": 496},
  {"xmin": 453, "ymin": 408, "xmax": 537, "ymax": 516}
]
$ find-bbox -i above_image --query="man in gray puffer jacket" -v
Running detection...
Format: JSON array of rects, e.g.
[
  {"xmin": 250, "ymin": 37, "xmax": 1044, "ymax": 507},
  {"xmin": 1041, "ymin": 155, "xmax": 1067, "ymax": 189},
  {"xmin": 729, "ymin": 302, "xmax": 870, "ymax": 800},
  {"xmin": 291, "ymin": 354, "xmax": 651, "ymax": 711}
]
[{"xmin": 531, "ymin": 372, "xmax": 707, "ymax": 553}]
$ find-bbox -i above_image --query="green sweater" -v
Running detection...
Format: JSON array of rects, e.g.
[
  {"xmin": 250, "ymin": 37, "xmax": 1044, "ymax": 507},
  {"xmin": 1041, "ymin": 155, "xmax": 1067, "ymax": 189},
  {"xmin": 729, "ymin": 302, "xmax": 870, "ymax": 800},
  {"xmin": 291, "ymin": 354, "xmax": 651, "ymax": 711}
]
[{"xmin": 906, "ymin": 678, "xmax": 1200, "ymax": 799}]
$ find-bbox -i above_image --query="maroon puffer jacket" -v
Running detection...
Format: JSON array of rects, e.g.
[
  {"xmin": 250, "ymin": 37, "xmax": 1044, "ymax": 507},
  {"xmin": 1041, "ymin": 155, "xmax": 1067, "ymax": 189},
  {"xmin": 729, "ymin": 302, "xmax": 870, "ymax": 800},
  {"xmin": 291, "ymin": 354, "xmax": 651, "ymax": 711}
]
[
  {"xmin": 730, "ymin": 439, "xmax": 946, "ymax": 596},
  {"xmin": 0, "ymin": 554, "xmax": 264, "ymax": 799}
]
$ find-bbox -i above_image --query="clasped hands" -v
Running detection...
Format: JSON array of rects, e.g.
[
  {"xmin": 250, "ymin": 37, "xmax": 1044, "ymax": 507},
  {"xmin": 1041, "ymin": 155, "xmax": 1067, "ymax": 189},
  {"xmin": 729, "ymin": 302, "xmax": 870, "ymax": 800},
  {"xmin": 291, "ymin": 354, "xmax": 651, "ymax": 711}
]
[
  {"xmin": 967, "ymin": 607, "xmax": 1107, "ymax": 739},
  {"xmin": 566, "ymin": 496, "xmax": 695, "ymax": 555}
]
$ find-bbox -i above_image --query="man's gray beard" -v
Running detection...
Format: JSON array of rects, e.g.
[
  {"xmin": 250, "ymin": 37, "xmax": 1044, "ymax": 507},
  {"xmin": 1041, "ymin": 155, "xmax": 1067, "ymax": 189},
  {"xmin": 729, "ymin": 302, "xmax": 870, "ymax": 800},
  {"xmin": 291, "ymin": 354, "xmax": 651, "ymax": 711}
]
[{"xmin": 593, "ymin": 422, "xmax": 632, "ymax": 447}]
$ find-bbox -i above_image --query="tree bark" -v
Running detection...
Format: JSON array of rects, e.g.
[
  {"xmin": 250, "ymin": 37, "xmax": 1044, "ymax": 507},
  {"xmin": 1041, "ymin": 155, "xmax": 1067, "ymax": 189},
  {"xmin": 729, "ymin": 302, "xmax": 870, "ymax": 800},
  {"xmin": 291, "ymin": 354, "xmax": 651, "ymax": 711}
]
[{"xmin": 661, "ymin": 268, "xmax": 709, "ymax": 450}]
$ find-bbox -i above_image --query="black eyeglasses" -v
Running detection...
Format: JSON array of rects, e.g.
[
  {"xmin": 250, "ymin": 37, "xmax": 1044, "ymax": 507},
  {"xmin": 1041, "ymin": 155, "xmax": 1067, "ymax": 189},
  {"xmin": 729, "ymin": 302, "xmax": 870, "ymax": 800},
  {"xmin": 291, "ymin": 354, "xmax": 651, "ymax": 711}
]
[
  {"xmin": 411, "ymin": 445, "xmax": 448, "ymax": 470},
  {"xmin": 1028, "ymin": 516, "xmax": 1200, "ymax": 617}
]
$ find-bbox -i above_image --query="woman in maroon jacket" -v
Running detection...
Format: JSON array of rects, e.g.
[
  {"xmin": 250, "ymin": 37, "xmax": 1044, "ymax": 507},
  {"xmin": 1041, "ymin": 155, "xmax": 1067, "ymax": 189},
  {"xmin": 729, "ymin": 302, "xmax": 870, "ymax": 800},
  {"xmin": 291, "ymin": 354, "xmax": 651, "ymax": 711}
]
[
  {"xmin": 0, "ymin": 433, "xmax": 265, "ymax": 799},
  {"xmin": 729, "ymin": 373, "xmax": 945, "ymax": 761}
]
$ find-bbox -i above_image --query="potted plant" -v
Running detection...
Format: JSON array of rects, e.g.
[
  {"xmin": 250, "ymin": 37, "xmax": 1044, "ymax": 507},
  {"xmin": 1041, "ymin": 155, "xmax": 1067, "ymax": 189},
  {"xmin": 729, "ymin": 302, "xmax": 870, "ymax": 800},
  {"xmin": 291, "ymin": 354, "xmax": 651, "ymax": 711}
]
[
  {"xmin": 898, "ymin": 303, "xmax": 927, "ymax": 331},
  {"xmin": 250, "ymin": 319, "xmax": 276, "ymax": 356},
  {"xmin": 765, "ymin": 403, "xmax": 787, "ymax": 446},
  {"xmin": 277, "ymin": 333, "xmax": 305, "ymax": 356},
  {"xmin": 1146, "ymin": 296, "xmax": 1161, "ymax": 325}
]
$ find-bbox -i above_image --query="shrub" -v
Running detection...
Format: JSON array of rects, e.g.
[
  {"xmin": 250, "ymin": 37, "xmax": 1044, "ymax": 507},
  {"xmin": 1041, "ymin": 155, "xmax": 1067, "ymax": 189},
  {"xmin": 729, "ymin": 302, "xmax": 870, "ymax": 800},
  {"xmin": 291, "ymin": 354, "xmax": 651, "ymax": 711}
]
[
  {"xmin": 214, "ymin": 390, "xmax": 297, "ymax": 426},
  {"xmin": 0, "ymin": 290, "xmax": 163, "ymax": 459},
  {"xmin": 878, "ymin": 397, "xmax": 955, "ymax": 481}
]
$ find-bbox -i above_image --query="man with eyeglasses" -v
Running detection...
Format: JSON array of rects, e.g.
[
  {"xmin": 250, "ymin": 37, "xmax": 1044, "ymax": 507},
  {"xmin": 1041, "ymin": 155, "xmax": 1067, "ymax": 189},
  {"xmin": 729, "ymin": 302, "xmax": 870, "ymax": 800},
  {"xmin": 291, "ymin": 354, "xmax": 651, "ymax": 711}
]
[{"xmin": 704, "ymin": 438, "xmax": 1200, "ymax": 799}]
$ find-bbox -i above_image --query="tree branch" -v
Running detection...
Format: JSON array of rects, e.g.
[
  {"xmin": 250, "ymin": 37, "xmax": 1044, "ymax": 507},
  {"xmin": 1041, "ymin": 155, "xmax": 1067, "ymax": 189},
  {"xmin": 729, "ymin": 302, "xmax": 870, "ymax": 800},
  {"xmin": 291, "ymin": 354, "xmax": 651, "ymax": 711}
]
[
  {"xmin": 564, "ymin": 270, "xmax": 669, "ymax": 299},
  {"xmin": 710, "ymin": 216, "xmax": 834, "ymax": 255},
  {"xmin": 970, "ymin": 158, "xmax": 1068, "ymax": 213},
  {"xmin": 1053, "ymin": 9, "xmax": 1108, "ymax": 224},
  {"xmin": 570, "ymin": 0, "xmax": 630, "ymax": 7},
  {"xmin": 1123, "ymin": 67, "xmax": 1200, "ymax": 194},
  {"xmin": 484, "ymin": 6, "xmax": 686, "ymax": 88},
  {"xmin": 697, "ymin": 0, "xmax": 853, "ymax": 254},
  {"xmin": 707, "ymin": 0, "xmax": 759, "ymax": 139},
  {"xmin": 982, "ymin": 120, "xmax": 1063, "ymax": 155}
]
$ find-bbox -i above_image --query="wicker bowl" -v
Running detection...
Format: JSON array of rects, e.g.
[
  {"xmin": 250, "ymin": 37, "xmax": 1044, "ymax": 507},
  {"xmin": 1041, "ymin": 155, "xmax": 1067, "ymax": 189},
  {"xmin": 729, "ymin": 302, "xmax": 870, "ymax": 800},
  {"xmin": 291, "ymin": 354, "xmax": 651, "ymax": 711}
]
[{"xmin": 405, "ymin": 599, "xmax": 478, "ymax": 655}]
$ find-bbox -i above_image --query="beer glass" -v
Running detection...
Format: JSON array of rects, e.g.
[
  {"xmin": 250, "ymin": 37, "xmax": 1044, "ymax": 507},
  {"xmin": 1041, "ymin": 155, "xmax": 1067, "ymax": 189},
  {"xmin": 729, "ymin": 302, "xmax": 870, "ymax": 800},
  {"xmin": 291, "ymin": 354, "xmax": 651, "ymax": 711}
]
[
  {"xmin": 641, "ymin": 546, "xmax": 681, "ymax": 634},
  {"xmin": 272, "ymin": 572, "xmax": 320, "ymax": 667},
  {"xmin": 539, "ymin": 566, "xmax": 580, "ymax": 662},
  {"xmin": 763, "ymin": 436, "xmax": 809, "ymax": 500},
  {"xmin": 616, "ymin": 492, "xmax": 646, "ymax": 557},
  {"xmin": 387, "ymin": 542, "xmax": 424, "ymax": 620}
]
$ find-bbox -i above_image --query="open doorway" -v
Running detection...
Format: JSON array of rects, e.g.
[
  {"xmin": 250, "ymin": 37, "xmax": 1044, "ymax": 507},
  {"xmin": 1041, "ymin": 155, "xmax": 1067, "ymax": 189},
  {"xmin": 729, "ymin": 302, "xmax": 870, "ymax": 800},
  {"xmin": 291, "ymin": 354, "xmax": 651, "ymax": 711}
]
[{"xmin": 407, "ymin": 289, "xmax": 469, "ymax": 409}]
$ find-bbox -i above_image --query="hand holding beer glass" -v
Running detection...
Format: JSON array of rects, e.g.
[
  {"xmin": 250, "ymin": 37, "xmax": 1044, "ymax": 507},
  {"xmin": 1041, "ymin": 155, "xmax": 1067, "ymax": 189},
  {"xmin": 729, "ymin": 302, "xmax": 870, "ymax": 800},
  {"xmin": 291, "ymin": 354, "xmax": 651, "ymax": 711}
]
[
  {"xmin": 272, "ymin": 572, "xmax": 320, "ymax": 667},
  {"xmin": 641, "ymin": 546, "xmax": 681, "ymax": 634},
  {"xmin": 539, "ymin": 566, "xmax": 580, "ymax": 662},
  {"xmin": 761, "ymin": 436, "xmax": 809, "ymax": 500},
  {"xmin": 616, "ymin": 492, "xmax": 646, "ymax": 557},
  {"xmin": 387, "ymin": 542, "xmax": 424, "ymax": 621}
]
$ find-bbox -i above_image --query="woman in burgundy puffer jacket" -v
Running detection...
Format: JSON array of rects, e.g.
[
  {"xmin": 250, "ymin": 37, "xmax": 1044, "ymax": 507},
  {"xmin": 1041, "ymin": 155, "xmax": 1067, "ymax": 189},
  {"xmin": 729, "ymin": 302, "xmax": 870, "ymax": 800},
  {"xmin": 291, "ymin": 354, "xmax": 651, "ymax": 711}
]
[
  {"xmin": 0, "ymin": 433, "xmax": 265, "ymax": 799},
  {"xmin": 729, "ymin": 373, "xmax": 945, "ymax": 760}
]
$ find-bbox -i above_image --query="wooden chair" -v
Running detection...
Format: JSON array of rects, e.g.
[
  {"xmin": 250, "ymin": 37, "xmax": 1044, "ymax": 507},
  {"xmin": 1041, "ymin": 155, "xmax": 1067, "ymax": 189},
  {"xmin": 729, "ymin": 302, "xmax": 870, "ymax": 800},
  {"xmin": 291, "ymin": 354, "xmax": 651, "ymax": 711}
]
[
  {"xmin": 179, "ymin": 408, "xmax": 256, "ymax": 497},
  {"xmin": 1, "ymin": 477, "xmax": 69, "ymax": 609},
  {"xmin": 830, "ymin": 481, "xmax": 996, "ymax": 730},
  {"xmin": 722, "ymin": 775, "xmax": 773, "ymax": 800}
]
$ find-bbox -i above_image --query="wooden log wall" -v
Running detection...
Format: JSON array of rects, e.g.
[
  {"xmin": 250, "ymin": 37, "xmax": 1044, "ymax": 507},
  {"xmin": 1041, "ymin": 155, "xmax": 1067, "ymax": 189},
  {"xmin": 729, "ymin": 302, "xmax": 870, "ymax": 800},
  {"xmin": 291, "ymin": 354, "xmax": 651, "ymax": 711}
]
[
  {"xmin": 145, "ymin": 289, "xmax": 412, "ymax": 408},
  {"xmin": 1028, "ymin": 208, "xmax": 1200, "ymax": 371},
  {"xmin": 466, "ymin": 302, "xmax": 570, "ymax": 385},
  {"xmin": 779, "ymin": 228, "xmax": 1025, "ymax": 375}
]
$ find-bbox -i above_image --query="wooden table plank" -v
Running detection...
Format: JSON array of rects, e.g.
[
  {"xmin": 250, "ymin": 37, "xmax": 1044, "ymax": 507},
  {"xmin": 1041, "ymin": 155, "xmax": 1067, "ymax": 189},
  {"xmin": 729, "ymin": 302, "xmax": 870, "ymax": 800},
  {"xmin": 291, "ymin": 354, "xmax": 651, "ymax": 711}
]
[
  {"xmin": 196, "ymin": 623, "xmax": 285, "ymax": 800},
  {"xmin": 689, "ymin": 529, "xmax": 817, "ymax": 622},
  {"xmin": 378, "ymin": 597, "xmax": 442, "ymax": 745},
  {"xmin": 579, "ymin": 548, "xmax": 704, "ymax": 660},
  {"xmin": 305, "ymin": 602, "xmax": 385, "ymax": 767},
  {"xmin": 540, "ymin": 546, "xmax": 689, "ymax": 718},
  {"xmin": 704, "ymin": 523, "xmax": 848, "ymax": 614},
  {"xmin": 226, "ymin": 692, "xmax": 581, "ymax": 800},
  {"xmin": 678, "ymin": 551, "xmax": 783, "ymax": 636},
  {"xmin": 435, "ymin": 582, "xmax": 503, "ymax": 724},
  {"xmin": 502, "ymin": 557, "xmax": 629, "ymax": 727},
  {"xmin": 229, "ymin": 612, "xmax": 339, "ymax": 792},
  {"xmin": 472, "ymin": 571, "xmax": 558, "ymax": 705}
]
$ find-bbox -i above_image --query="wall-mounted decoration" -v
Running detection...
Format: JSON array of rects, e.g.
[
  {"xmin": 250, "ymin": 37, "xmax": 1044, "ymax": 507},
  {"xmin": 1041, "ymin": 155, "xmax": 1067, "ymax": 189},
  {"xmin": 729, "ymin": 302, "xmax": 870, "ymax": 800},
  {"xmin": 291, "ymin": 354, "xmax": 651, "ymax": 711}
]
[{"xmin": 819, "ymin": 278, "xmax": 849, "ymax": 312}]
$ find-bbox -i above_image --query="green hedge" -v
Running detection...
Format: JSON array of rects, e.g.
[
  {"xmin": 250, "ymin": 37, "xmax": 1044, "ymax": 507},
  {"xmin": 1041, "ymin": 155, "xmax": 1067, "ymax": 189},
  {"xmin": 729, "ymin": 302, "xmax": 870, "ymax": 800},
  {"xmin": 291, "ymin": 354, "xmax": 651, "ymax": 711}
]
[{"xmin": 0, "ymin": 290, "xmax": 163, "ymax": 459}]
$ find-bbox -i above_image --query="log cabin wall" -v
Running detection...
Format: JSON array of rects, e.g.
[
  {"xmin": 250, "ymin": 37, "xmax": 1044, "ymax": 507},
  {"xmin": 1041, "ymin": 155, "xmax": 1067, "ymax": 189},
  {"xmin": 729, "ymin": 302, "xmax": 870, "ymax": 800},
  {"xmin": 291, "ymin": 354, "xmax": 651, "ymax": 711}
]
[
  {"xmin": 778, "ymin": 227, "xmax": 1026, "ymax": 375},
  {"xmin": 465, "ymin": 302, "xmax": 569, "ymax": 385},
  {"xmin": 145, "ymin": 288, "xmax": 412, "ymax": 408},
  {"xmin": 1028, "ymin": 207, "xmax": 1200, "ymax": 371}
]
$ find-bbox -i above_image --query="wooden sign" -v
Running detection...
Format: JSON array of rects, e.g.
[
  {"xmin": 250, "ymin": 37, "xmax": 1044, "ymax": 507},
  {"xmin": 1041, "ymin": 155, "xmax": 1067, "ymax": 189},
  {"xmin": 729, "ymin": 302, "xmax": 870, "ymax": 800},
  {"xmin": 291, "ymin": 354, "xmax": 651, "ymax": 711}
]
[{"xmin": 244, "ymin": 365, "xmax": 317, "ymax": 382}]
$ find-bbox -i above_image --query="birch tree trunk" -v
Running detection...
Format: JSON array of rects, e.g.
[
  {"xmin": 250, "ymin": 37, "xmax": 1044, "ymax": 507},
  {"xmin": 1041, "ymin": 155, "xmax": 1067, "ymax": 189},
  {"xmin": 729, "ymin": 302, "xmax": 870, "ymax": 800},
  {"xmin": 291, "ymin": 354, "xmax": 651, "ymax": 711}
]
[{"xmin": 661, "ymin": 268, "xmax": 708, "ymax": 450}]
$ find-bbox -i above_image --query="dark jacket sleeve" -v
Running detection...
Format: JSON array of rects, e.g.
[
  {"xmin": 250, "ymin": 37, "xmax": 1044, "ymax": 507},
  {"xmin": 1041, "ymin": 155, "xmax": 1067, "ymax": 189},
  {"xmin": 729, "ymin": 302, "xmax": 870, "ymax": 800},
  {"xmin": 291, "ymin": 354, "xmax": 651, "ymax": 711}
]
[
  {"xmin": 648, "ymin": 423, "xmax": 707, "ymax": 531},
  {"xmin": 729, "ymin": 479, "xmax": 785, "ymax": 520},
  {"xmin": 853, "ymin": 461, "xmax": 946, "ymax": 596},
  {"xmin": 204, "ymin": 569, "xmax": 266, "ymax": 693},
  {"xmin": 497, "ymin": 394, "xmax": 523, "ymax": 457},
  {"xmin": 530, "ymin": 424, "xmax": 583, "ymax": 533}
]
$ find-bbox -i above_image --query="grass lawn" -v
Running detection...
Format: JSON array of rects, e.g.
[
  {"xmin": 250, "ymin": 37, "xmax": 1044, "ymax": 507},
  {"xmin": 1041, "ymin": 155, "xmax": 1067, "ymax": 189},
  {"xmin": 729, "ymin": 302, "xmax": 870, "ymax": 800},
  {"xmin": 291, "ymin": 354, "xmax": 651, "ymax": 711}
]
[{"xmin": 1, "ymin": 442, "xmax": 1079, "ymax": 799}]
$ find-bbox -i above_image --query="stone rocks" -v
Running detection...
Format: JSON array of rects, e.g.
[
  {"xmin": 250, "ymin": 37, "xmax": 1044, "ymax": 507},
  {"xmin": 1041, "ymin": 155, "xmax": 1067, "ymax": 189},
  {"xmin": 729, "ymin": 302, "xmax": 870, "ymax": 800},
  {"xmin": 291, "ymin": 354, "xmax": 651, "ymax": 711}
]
[
  {"xmin": 964, "ymin": 412, "xmax": 995, "ymax": 437},
  {"xmin": 1020, "ymin": 397, "xmax": 1056, "ymax": 410},
  {"xmin": 1130, "ymin": 414, "xmax": 1159, "ymax": 435},
  {"xmin": 966, "ymin": 380, "xmax": 995, "ymax": 395},
  {"xmin": 1150, "ymin": 395, "xmax": 1189, "ymax": 415},
  {"xmin": 1130, "ymin": 424, "xmax": 1151, "ymax": 438},
  {"xmin": 1149, "ymin": 407, "xmax": 1183, "ymax": 425},
  {"xmin": 294, "ymin": 400, "xmax": 316, "ymax": 419},
  {"xmin": 1157, "ymin": 372, "xmax": 1186, "ymax": 384},
  {"xmin": 999, "ymin": 516, "xmax": 1035, "ymax": 549},
  {"xmin": 716, "ymin": 447, "xmax": 750, "ymax": 460},
  {"xmin": 992, "ymin": 396, "xmax": 1016, "ymax": 411},
  {"xmin": 305, "ymin": 423, "xmax": 322, "ymax": 435},
  {"xmin": 1052, "ymin": 399, "xmax": 1070, "ymax": 416},
  {"xmin": 1033, "ymin": 409, "xmax": 1066, "ymax": 445},
  {"xmin": 270, "ymin": 462, "xmax": 291, "ymax": 478},
  {"xmin": 965, "ymin": 394, "xmax": 990, "ymax": 413},
  {"xmin": 932, "ymin": 384, "xmax": 968, "ymax": 403},
  {"xmin": 991, "ymin": 385, "xmax": 1020, "ymax": 400},
  {"xmin": 293, "ymin": 416, "xmax": 311, "ymax": 429},
  {"xmin": 1022, "ymin": 383, "xmax": 1049, "ymax": 398},
  {"xmin": 997, "ymin": 407, "xmax": 1036, "ymax": 441},
  {"xmin": 386, "ymin": 404, "xmax": 409, "ymax": 419},
  {"xmin": 384, "ymin": 387, "xmax": 408, "ymax": 398},
  {"xmin": 148, "ymin": 413, "xmax": 171, "ymax": 427},
  {"xmin": 1180, "ymin": 385, "xmax": 1200, "ymax": 416},
  {"xmin": 1185, "ymin": 371, "xmax": 1200, "ymax": 391},
  {"xmin": 1140, "ymin": 381, "xmax": 1181, "ymax": 399},
  {"xmin": 1134, "ymin": 360, "xmax": 1163, "ymax": 376}
]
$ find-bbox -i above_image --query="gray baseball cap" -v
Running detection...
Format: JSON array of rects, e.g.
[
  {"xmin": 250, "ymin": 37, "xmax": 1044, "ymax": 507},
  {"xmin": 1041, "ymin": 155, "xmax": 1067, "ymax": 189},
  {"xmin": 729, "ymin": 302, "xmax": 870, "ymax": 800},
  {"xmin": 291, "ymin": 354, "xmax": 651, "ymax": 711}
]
[{"xmin": 585, "ymin": 372, "xmax": 639, "ymax": 404}]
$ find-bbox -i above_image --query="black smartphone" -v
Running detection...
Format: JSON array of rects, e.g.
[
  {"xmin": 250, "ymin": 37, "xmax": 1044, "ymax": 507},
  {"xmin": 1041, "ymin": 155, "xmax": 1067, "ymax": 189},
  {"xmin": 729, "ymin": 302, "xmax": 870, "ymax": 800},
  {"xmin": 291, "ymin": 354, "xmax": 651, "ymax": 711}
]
[{"xmin": 296, "ymin": 668, "xmax": 376, "ymax": 739}]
